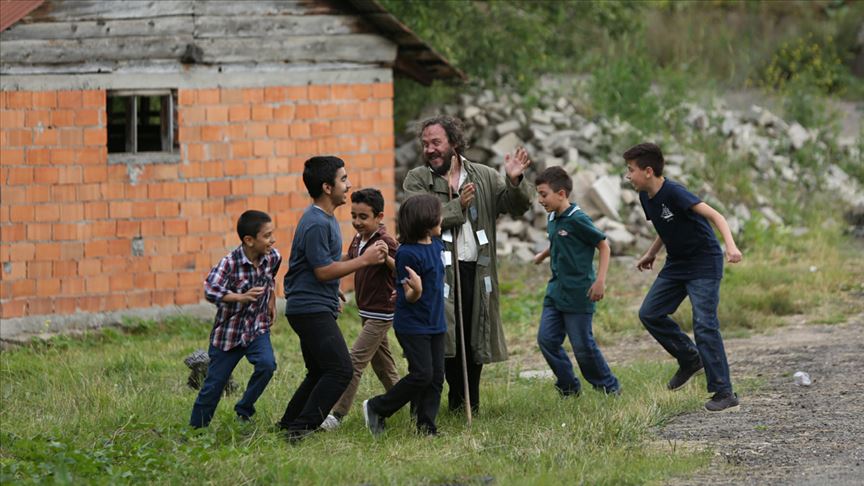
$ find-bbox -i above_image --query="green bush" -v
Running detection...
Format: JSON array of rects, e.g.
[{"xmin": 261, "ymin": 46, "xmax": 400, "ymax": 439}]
[{"xmin": 762, "ymin": 34, "xmax": 848, "ymax": 95}]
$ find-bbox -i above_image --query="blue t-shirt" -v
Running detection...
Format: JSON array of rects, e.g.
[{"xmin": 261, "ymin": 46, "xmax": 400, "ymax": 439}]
[
  {"xmin": 639, "ymin": 179, "xmax": 723, "ymax": 280},
  {"xmin": 543, "ymin": 204, "xmax": 606, "ymax": 314},
  {"xmin": 393, "ymin": 238, "xmax": 446, "ymax": 335},
  {"xmin": 284, "ymin": 205, "xmax": 342, "ymax": 316}
]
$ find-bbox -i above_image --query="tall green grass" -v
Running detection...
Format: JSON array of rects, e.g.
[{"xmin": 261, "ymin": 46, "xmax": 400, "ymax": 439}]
[{"xmin": 1, "ymin": 314, "xmax": 710, "ymax": 485}]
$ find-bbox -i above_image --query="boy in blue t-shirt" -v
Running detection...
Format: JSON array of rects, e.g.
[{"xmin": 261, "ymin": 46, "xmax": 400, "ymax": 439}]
[
  {"xmin": 277, "ymin": 156, "xmax": 388, "ymax": 442},
  {"xmin": 624, "ymin": 142, "xmax": 743, "ymax": 412},
  {"xmin": 532, "ymin": 167, "xmax": 620, "ymax": 397},
  {"xmin": 363, "ymin": 194, "xmax": 447, "ymax": 437}
]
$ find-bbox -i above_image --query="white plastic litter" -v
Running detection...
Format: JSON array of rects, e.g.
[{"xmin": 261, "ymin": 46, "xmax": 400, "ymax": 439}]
[{"xmin": 793, "ymin": 371, "xmax": 812, "ymax": 386}]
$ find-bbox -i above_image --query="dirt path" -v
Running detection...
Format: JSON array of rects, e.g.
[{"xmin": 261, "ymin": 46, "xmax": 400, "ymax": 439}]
[{"xmin": 657, "ymin": 314, "xmax": 864, "ymax": 485}]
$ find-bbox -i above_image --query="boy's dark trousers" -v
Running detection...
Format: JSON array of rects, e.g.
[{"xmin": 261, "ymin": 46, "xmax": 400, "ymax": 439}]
[
  {"xmin": 189, "ymin": 332, "xmax": 277, "ymax": 428},
  {"xmin": 368, "ymin": 332, "xmax": 445, "ymax": 435},
  {"xmin": 279, "ymin": 312, "xmax": 352, "ymax": 432},
  {"xmin": 639, "ymin": 276, "xmax": 733, "ymax": 394},
  {"xmin": 445, "ymin": 261, "xmax": 482, "ymax": 413}
]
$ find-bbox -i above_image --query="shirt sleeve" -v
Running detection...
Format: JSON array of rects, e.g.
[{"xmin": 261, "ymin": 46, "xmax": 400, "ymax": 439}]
[
  {"xmin": 395, "ymin": 248, "xmax": 419, "ymax": 284},
  {"xmin": 569, "ymin": 216, "xmax": 606, "ymax": 247},
  {"xmin": 204, "ymin": 255, "xmax": 234, "ymax": 304},
  {"xmin": 302, "ymin": 221, "xmax": 336, "ymax": 269},
  {"xmin": 669, "ymin": 183, "xmax": 701, "ymax": 211}
]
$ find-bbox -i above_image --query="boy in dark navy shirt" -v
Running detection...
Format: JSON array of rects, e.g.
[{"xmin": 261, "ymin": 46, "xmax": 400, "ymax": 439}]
[
  {"xmin": 277, "ymin": 156, "xmax": 388, "ymax": 441},
  {"xmin": 363, "ymin": 194, "xmax": 447, "ymax": 437},
  {"xmin": 624, "ymin": 143, "xmax": 743, "ymax": 412}
]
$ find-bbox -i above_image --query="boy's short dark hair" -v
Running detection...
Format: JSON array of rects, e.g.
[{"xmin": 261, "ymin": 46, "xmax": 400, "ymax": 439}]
[
  {"xmin": 237, "ymin": 210, "xmax": 271, "ymax": 241},
  {"xmin": 351, "ymin": 188, "xmax": 385, "ymax": 215},
  {"xmin": 397, "ymin": 194, "xmax": 441, "ymax": 244},
  {"xmin": 623, "ymin": 143, "xmax": 664, "ymax": 176},
  {"xmin": 535, "ymin": 166, "xmax": 573, "ymax": 196},
  {"xmin": 303, "ymin": 156, "xmax": 345, "ymax": 199},
  {"xmin": 418, "ymin": 115, "xmax": 467, "ymax": 153}
]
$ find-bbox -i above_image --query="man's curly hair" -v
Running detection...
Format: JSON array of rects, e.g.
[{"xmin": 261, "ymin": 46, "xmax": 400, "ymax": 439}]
[{"xmin": 418, "ymin": 115, "xmax": 467, "ymax": 154}]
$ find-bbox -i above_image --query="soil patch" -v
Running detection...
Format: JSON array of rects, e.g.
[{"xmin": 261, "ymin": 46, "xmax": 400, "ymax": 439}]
[{"xmin": 660, "ymin": 314, "xmax": 864, "ymax": 485}]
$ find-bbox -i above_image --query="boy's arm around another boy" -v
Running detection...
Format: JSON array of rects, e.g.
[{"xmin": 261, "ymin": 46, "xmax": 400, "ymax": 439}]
[{"xmin": 312, "ymin": 240, "xmax": 388, "ymax": 282}]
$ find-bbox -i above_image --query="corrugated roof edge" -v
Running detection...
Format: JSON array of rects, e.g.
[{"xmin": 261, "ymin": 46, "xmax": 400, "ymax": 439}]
[{"xmin": 0, "ymin": 0, "xmax": 45, "ymax": 32}]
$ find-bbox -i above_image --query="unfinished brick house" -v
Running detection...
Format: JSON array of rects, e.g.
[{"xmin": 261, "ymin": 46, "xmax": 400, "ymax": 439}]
[{"xmin": 0, "ymin": 0, "xmax": 462, "ymax": 336}]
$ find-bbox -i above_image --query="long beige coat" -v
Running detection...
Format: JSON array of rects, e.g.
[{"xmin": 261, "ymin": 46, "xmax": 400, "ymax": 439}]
[{"xmin": 403, "ymin": 158, "xmax": 533, "ymax": 363}]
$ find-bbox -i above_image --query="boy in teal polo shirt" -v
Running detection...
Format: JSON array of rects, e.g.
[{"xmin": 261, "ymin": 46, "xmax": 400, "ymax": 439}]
[{"xmin": 533, "ymin": 167, "xmax": 620, "ymax": 396}]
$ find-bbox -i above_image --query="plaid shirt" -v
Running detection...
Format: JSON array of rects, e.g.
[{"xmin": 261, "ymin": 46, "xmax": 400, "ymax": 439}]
[{"xmin": 204, "ymin": 246, "xmax": 282, "ymax": 351}]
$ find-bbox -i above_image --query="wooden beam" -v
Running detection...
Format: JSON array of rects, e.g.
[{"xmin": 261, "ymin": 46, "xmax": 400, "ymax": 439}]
[
  {"xmin": 2, "ymin": 16, "xmax": 192, "ymax": 40},
  {"xmin": 193, "ymin": 15, "xmax": 366, "ymax": 38}
]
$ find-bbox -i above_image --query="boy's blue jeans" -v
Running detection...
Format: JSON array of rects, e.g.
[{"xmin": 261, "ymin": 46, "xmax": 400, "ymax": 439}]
[
  {"xmin": 537, "ymin": 306, "xmax": 620, "ymax": 395},
  {"xmin": 639, "ymin": 276, "xmax": 732, "ymax": 394},
  {"xmin": 189, "ymin": 332, "xmax": 277, "ymax": 428}
]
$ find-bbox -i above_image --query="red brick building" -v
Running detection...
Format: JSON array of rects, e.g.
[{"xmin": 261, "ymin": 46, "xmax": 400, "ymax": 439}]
[{"xmin": 0, "ymin": 0, "xmax": 461, "ymax": 336}]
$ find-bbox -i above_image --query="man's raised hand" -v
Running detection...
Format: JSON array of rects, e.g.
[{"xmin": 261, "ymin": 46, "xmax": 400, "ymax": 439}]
[{"xmin": 504, "ymin": 146, "xmax": 532, "ymax": 184}]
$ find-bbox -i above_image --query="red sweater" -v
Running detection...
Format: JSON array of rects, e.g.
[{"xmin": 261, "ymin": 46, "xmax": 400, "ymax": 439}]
[{"xmin": 348, "ymin": 226, "xmax": 398, "ymax": 320}]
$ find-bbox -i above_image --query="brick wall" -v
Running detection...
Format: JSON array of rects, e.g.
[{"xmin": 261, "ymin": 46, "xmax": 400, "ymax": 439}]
[{"xmin": 0, "ymin": 83, "xmax": 395, "ymax": 320}]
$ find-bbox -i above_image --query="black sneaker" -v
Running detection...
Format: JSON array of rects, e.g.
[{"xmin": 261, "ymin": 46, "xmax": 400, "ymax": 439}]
[
  {"xmin": 705, "ymin": 392, "xmax": 740, "ymax": 412},
  {"xmin": 363, "ymin": 400, "xmax": 385, "ymax": 437},
  {"xmin": 284, "ymin": 428, "xmax": 314, "ymax": 444},
  {"xmin": 667, "ymin": 359, "xmax": 704, "ymax": 390}
]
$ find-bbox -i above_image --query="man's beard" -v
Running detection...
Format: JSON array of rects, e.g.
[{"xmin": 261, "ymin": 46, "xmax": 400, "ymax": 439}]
[{"xmin": 425, "ymin": 148, "xmax": 456, "ymax": 176}]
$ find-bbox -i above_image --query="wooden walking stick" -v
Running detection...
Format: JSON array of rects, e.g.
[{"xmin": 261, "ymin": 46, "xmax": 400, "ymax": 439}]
[{"xmin": 446, "ymin": 156, "xmax": 473, "ymax": 427}]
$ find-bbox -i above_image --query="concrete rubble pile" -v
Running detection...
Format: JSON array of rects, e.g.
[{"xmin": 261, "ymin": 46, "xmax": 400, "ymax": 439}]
[{"xmin": 394, "ymin": 88, "xmax": 863, "ymax": 261}]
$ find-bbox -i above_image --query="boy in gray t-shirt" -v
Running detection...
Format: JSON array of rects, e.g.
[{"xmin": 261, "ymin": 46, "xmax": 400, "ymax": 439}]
[{"xmin": 277, "ymin": 156, "xmax": 387, "ymax": 442}]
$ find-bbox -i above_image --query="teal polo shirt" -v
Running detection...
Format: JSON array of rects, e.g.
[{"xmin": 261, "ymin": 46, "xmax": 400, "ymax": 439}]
[{"xmin": 543, "ymin": 203, "xmax": 606, "ymax": 314}]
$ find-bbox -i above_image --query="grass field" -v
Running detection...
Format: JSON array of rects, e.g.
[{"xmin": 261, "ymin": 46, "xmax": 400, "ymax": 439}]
[{"xmin": 1, "ymin": 228, "xmax": 862, "ymax": 485}]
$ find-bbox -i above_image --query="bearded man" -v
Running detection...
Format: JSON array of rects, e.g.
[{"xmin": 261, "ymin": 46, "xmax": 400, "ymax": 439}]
[{"xmin": 402, "ymin": 115, "xmax": 533, "ymax": 414}]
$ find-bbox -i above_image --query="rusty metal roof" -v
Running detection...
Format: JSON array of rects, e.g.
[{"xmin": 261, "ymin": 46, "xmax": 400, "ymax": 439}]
[{"xmin": 0, "ymin": 0, "xmax": 44, "ymax": 32}]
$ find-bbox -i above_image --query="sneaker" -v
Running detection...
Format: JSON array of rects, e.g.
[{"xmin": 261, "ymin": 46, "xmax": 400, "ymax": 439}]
[
  {"xmin": 556, "ymin": 384, "xmax": 582, "ymax": 398},
  {"xmin": 320, "ymin": 413, "xmax": 341, "ymax": 431},
  {"xmin": 283, "ymin": 428, "xmax": 314, "ymax": 444},
  {"xmin": 236, "ymin": 414, "xmax": 251, "ymax": 423},
  {"xmin": 705, "ymin": 392, "xmax": 740, "ymax": 412},
  {"xmin": 667, "ymin": 359, "xmax": 704, "ymax": 390},
  {"xmin": 362, "ymin": 399, "xmax": 385, "ymax": 437}
]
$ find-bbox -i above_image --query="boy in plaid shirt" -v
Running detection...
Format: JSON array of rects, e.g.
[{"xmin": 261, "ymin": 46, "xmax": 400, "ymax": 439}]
[{"xmin": 189, "ymin": 210, "xmax": 281, "ymax": 428}]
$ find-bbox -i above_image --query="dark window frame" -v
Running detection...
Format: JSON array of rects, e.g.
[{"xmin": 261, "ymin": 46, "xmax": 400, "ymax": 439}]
[{"xmin": 107, "ymin": 89, "xmax": 179, "ymax": 165}]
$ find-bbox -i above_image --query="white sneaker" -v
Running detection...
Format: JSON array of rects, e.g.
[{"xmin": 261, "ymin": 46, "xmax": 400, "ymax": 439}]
[{"xmin": 320, "ymin": 413, "xmax": 341, "ymax": 431}]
